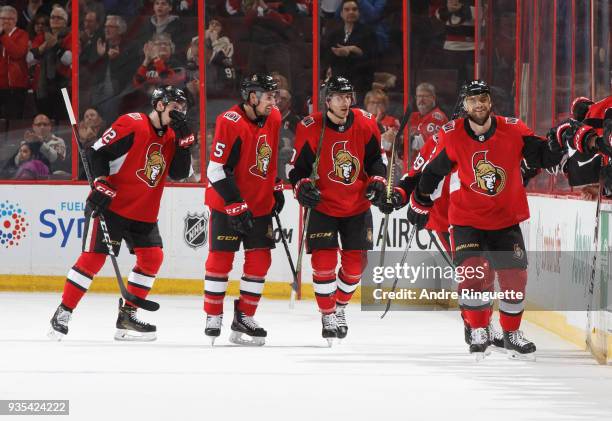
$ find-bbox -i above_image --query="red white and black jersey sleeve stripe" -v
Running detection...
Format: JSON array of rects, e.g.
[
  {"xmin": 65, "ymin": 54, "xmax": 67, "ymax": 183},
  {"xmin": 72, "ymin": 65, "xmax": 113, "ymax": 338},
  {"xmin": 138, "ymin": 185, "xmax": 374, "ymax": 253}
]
[{"xmin": 207, "ymin": 137, "xmax": 243, "ymax": 204}]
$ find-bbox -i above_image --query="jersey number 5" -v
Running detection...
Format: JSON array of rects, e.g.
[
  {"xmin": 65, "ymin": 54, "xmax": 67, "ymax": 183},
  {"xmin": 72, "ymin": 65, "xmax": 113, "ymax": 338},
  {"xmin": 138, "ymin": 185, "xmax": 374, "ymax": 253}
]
[{"xmin": 213, "ymin": 142, "xmax": 226, "ymax": 158}]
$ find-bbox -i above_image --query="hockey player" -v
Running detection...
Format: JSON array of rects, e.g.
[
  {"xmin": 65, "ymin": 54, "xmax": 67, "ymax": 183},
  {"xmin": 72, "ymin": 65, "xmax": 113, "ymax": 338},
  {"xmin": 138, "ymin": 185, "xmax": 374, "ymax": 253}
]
[
  {"xmin": 48, "ymin": 85, "xmax": 195, "ymax": 341},
  {"xmin": 288, "ymin": 76, "xmax": 388, "ymax": 344},
  {"xmin": 406, "ymin": 80, "xmax": 564, "ymax": 360},
  {"xmin": 553, "ymin": 95, "xmax": 612, "ymax": 196},
  {"xmin": 203, "ymin": 73, "xmax": 283, "ymax": 346}
]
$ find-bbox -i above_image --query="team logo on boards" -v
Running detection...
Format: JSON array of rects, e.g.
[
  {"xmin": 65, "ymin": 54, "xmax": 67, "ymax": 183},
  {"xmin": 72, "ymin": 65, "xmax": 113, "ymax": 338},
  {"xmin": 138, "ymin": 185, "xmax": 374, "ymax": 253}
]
[
  {"xmin": 0, "ymin": 201, "xmax": 28, "ymax": 249},
  {"xmin": 328, "ymin": 141, "xmax": 359, "ymax": 185},
  {"xmin": 249, "ymin": 135, "xmax": 272, "ymax": 179},
  {"xmin": 136, "ymin": 143, "xmax": 166, "ymax": 187},
  {"xmin": 470, "ymin": 151, "xmax": 506, "ymax": 196},
  {"xmin": 184, "ymin": 212, "xmax": 208, "ymax": 249}
]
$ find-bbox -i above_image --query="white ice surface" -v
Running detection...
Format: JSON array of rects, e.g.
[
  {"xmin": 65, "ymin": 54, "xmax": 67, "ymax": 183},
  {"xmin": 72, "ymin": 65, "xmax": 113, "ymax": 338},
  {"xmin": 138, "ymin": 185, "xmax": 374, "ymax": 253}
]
[{"xmin": 1, "ymin": 292, "xmax": 611, "ymax": 421}]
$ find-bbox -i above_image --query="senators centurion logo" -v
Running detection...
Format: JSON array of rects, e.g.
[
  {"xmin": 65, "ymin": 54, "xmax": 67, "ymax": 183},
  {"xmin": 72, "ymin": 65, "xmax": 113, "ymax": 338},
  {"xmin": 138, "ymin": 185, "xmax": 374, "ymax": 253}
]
[
  {"xmin": 328, "ymin": 141, "xmax": 359, "ymax": 185},
  {"xmin": 249, "ymin": 135, "xmax": 272, "ymax": 179},
  {"xmin": 470, "ymin": 151, "xmax": 506, "ymax": 196},
  {"xmin": 184, "ymin": 212, "xmax": 208, "ymax": 249},
  {"xmin": 136, "ymin": 143, "xmax": 166, "ymax": 187}
]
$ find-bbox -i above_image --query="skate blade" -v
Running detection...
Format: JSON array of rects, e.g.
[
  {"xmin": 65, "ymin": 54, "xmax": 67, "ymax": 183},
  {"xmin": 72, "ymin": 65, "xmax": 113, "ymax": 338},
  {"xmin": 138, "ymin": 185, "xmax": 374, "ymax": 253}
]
[
  {"xmin": 471, "ymin": 347, "xmax": 492, "ymax": 361},
  {"xmin": 490, "ymin": 344, "xmax": 507, "ymax": 353},
  {"xmin": 114, "ymin": 329, "xmax": 157, "ymax": 342},
  {"xmin": 507, "ymin": 350, "xmax": 536, "ymax": 361},
  {"xmin": 229, "ymin": 331, "xmax": 265, "ymax": 347},
  {"xmin": 325, "ymin": 338, "xmax": 334, "ymax": 347},
  {"xmin": 47, "ymin": 329, "xmax": 65, "ymax": 341},
  {"xmin": 207, "ymin": 335, "xmax": 218, "ymax": 347}
]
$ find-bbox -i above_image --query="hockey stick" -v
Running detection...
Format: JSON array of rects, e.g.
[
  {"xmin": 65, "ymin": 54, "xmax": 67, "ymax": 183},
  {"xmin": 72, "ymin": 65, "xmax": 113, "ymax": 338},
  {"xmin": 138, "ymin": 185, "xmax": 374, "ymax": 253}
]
[
  {"xmin": 274, "ymin": 213, "xmax": 299, "ymax": 308},
  {"xmin": 295, "ymin": 106, "xmax": 327, "ymax": 277},
  {"xmin": 380, "ymin": 224, "xmax": 417, "ymax": 319},
  {"xmin": 379, "ymin": 102, "xmax": 413, "ymax": 268},
  {"xmin": 586, "ymin": 177, "xmax": 603, "ymax": 353},
  {"xmin": 61, "ymin": 88, "xmax": 160, "ymax": 312}
]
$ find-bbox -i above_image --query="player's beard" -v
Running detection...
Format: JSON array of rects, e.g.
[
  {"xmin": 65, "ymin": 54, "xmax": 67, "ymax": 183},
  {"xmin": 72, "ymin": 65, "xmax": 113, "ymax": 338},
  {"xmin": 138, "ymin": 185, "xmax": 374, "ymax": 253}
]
[{"xmin": 467, "ymin": 108, "xmax": 491, "ymax": 126}]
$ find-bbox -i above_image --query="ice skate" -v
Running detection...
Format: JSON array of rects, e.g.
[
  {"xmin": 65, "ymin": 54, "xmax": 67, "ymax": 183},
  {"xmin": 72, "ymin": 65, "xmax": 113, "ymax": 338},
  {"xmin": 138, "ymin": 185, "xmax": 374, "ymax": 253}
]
[
  {"xmin": 463, "ymin": 323, "xmax": 470, "ymax": 345},
  {"xmin": 488, "ymin": 321, "xmax": 506, "ymax": 352},
  {"xmin": 47, "ymin": 304, "xmax": 72, "ymax": 341},
  {"xmin": 321, "ymin": 312, "xmax": 338, "ymax": 347},
  {"xmin": 205, "ymin": 314, "xmax": 223, "ymax": 346},
  {"xmin": 335, "ymin": 304, "xmax": 348, "ymax": 340},
  {"xmin": 503, "ymin": 330, "xmax": 536, "ymax": 361},
  {"xmin": 469, "ymin": 327, "xmax": 491, "ymax": 361},
  {"xmin": 114, "ymin": 298, "xmax": 157, "ymax": 341},
  {"xmin": 229, "ymin": 300, "xmax": 266, "ymax": 346}
]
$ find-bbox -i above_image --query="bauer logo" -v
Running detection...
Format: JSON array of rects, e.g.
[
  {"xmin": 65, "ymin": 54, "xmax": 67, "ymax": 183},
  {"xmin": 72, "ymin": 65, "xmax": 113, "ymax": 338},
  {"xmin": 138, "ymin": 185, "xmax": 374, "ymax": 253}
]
[
  {"xmin": 184, "ymin": 212, "xmax": 208, "ymax": 249},
  {"xmin": 0, "ymin": 200, "xmax": 28, "ymax": 249}
]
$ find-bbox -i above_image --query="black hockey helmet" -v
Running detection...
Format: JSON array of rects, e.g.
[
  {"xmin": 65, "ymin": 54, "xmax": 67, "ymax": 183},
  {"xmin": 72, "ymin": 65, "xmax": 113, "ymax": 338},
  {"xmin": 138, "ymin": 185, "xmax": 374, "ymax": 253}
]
[
  {"xmin": 324, "ymin": 75, "xmax": 355, "ymax": 98},
  {"xmin": 461, "ymin": 79, "xmax": 491, "ymax": 98},
  {"xmin": 240, "ymin": 73, "xmax": 279, "ymax": 102},
  {"xmin": 151, "ymin": 85, "xmax": 188, "ymax": 109}
]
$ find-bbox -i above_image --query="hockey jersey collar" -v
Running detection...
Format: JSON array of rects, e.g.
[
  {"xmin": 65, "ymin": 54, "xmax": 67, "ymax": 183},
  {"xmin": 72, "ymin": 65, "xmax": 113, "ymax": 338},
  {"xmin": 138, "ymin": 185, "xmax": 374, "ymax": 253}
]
[
  {"xmin": 463, "ymin": 115, "xmax": 497, "ymax": 142},
  {"xmin": 325, "ymin": 109, "xmax": 355, "ymax": 133},
  {"xmin": 240, "ymin": 104, "xmax": 268, "ymax": 128}
]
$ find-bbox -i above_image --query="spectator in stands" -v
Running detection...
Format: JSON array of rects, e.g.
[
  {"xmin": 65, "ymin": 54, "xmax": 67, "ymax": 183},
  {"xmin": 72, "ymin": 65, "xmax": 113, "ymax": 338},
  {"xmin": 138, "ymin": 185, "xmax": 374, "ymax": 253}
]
[
  {"xmin": 204, "ymin": 19, "xmax": 236, "ymax": 97},
  {"xmin": 364, "ymin": 88, "xmax": 402, "ymax": 177},
  {"xmin": 139, "ymin": 0, "xmax": 190, "ymax": 60},
  {"xmin": 434, "ymin": 0, "xmax": 476, "ymax": 85},
  {"xmin": 13, "ymin": 141, "xmax": 50, "ymax": 180},
  {"xmin": 335, "ymin": 0, "xmax": 389, "ymax": 53},
  {"xmin": 322, "ymin": 0, "xmax": 376, "ymax": 102},
  {"xmin": 78, "ymin": 108, "xmax": 105, "ymax": 148},
  {"xmin": 408, "ymin": 82, "xmax": 448, "ymax": 157},
  {"xmin": 0, "ymin": 5, "xmax": 29, "ymax": 120},
  {"xmin": 88, "ymin": 15, "xmax": 140, "ymax": 123},
  {"xmin": 133, "ymin": 33, "xmax": 186, "ymax": 92},
  {"xmin": 31, "ymin": 5, "xmax": 72, "ymax": 121},
  {"xmin": 1, "ymin": 141, "xmax": 50, "ymax": 180},
  {"xmin": 78, "ymin": 9, "xmax": 103, "ymax": 109},
  {"xmin": 24, "ymin": 113, "xmax": 67, "ymax": 170},
  {"xmin": 26, "ymin": 13, "xmax": 48, "ymax": 110},
  {"xmin": 277, "ymin": 86, "xmax": 300, "ymax": 181},
  {"xmin": 243, "ymin": 0, "xmax": 294, "ymax": 88},
  {"xmin": 270, "ymin": 71, "xmax": 290, "ymax": 90},
  {"xmin": 17, "ymin": 0, "xmax": 45, "ymax": 30}
]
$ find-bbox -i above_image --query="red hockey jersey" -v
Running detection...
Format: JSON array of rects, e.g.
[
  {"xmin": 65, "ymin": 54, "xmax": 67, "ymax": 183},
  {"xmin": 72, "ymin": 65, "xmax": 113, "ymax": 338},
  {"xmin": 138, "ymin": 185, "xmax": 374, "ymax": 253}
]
[
  {"xmin": 289, "ymin": 109, "xmax": 385, "ymax": 217},
  {"xmin": 205, "ymin": 105, "xmax": 281, "ymax": 217},
  {"xmin": 420, "ymin": 116, "xmax": 559, "ymax": 230},
  {"xmin": 409, "ymin": 107, "xmax": 448, "ymax": 143},
  {"xmin": 91, "ymin": 113, "xmax": 181, "ymax": 223}
]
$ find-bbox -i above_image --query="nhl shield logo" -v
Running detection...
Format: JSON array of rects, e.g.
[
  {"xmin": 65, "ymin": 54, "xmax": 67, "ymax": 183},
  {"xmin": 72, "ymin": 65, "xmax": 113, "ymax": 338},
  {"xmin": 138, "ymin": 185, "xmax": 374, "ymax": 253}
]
[{"xmin": 184, "ymin": 212, "xmax": 208, "ymax": 249}]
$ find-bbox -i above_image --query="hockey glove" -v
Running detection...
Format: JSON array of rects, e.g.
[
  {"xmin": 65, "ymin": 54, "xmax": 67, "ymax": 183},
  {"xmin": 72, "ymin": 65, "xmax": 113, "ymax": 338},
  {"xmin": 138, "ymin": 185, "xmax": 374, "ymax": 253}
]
[
  {"xmin": 87, "ymin": 177, "xmax": 117, "ymax": 217},
  {"xmin": 570, "ymin": 96, "xmax": 594, "ymax": 122},
  {"xmin": 169, "ymin": 110, "xmax": 196, "ymax": 149},
  {"xmin": 272, "ymin": 179, "xmax": 285, "ymax": 215},
  {"xmin": 365, "ymin": 175, "xmax": 387, "ymax": 203},
  {"xmin": 294, "ymin": 178, "xmax": 321, "ymax": 208},
  {"xmin": 521, "ymin": 159, "xmax": 540, "ymax": 186},
  {"xmin": 225, "ymin": 201, "xmax": 254, "ymax": 235},
  {"xmin": 375, "ymin": 187, "xmax": 406, "ymax": 214},
  {"xmin": 406, "ymin": 191, "xmax": 433, "ymax": 230}
]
